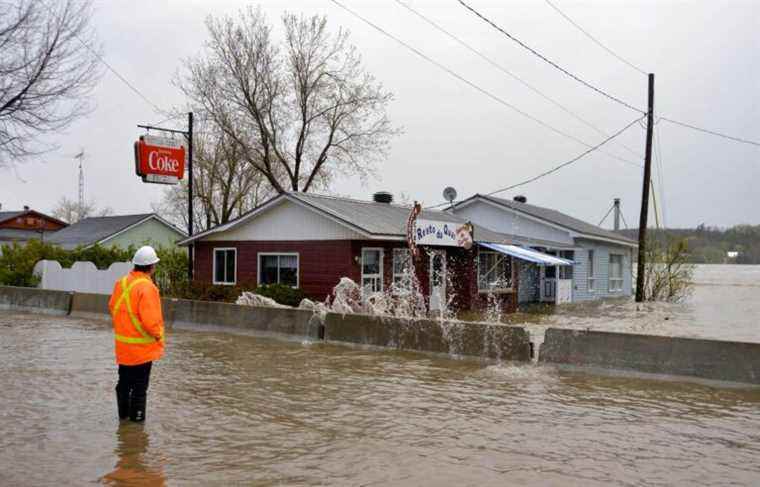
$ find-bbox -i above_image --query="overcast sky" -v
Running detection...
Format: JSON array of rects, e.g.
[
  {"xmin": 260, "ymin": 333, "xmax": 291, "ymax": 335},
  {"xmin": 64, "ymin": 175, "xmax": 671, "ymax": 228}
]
[{"xmin": 2, "ymin": 0, "xmax": 758, "ymax": 229}]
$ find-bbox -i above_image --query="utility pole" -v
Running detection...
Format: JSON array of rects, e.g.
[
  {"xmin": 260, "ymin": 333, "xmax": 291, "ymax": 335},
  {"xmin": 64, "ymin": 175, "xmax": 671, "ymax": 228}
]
[
  {"xmin": 613, "ymin": 198, "xmax": 621, "ymax": 231},
  {"xmin": 635, "ymin": 74, "xmax": 655, "ymax": 302},
  {"xmin": 187, "ymin": 112, "xmax": 194, "ymax": 283}
]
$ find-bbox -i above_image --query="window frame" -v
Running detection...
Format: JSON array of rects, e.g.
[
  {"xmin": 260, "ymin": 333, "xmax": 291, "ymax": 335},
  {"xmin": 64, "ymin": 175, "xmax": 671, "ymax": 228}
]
[
  {"xmin": 361, "ymin": 247, "xmax": 384, "ymax": 293},
  {"xmin": 256, "ymin": 252, "xmax": 300, "ymax": 288},
  {"xmin": 608, "ymin": 253, "xmax": 624, "ymax": 292},
  {"xmin": 477, "ymin": 250, "xmax": 514, "ymax": 293},
  {"xmin": 212, "ymin": 247, "xmax": 237, "ymax": 286},
  {"xmin": 587, "ymin": 249, "xmax": 596, "ymax": 292},
  {"xmin": 392, "ymin": 248, "xmax": 412, "ymax": 286}
]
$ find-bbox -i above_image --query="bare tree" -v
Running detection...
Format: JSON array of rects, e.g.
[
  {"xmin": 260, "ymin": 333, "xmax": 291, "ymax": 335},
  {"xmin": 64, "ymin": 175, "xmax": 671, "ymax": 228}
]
[
  {"xmin": 152, "ymin": 127, "xmax": 274, "ymax": 232},
  {"xmin": 0, "ymin": 0, "xmax": 101, "ymax": 165},
  {"xmin": 641, "ymin": 236, "xmax": 695, "ymax": 303},
  {"xmin": 177, "ymin": 7, "xmax": 397, "ymax": 194},
  {"xmin": 52, "ymin": 196, "xmax": 111, "ymax": 223}
]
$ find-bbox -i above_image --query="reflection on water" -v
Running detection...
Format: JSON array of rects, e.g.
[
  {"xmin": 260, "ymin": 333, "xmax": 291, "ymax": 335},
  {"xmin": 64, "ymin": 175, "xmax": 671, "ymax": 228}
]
[
  {"xmin": 1, "ymin": 311, "xmax": 760, "ymax": 486},
  {"xmin": 100, "ymin": 424, "xmax": 166, "ymax": 487}
]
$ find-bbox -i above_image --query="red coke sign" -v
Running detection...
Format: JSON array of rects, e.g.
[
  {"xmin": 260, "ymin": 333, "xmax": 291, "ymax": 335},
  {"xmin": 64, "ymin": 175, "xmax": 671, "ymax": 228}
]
[{"xmin": 134, "ymin": 135, "xmax": 186, "ymax": 185}]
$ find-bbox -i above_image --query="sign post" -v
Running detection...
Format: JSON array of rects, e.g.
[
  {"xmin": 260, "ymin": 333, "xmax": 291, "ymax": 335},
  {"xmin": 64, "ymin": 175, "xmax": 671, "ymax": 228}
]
[{"xmin": 136, "ymin": 113, "xmax": 194, "ymax": 282}]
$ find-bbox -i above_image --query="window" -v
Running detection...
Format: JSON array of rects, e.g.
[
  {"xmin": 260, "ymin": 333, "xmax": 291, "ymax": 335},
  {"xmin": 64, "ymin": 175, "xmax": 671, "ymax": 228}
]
[
  {"xmin": 361, "ymin": 248, "xmax": 383, "ymax": 293},
  {"xmin": 258, "ymin": 253, "xmax": 299, "ymax": 287},
  {"xmin": 213, "ymin": 248, "xmax": 236, "ymax": 285},
  {"xmin": 392, "ymin": 249, "xmax": 413, "ymax": 288},
  {"xmin": 609, "ymin": 254, "xmax": 623, "ymax": 292},
  {"xmin": 478, "ymin": 251, "xmax": 513, "ymax": 292},
  {"xmin": 587, "ymin": 250, "xmax": 595, "ymax": 291},
  {"xmin": 559, "ymin": 250, "xmax": 574, "ymax": 279}
]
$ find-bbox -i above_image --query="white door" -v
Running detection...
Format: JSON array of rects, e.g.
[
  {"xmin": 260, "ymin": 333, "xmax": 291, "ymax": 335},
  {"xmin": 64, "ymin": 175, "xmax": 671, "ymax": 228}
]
[
  {"xmin": 540, "ymin": 265, "xmax": 557, "ymax": 303},
  {"xmin": 429, "ymin": 251, "xmax": 447, "ymax": 311}
]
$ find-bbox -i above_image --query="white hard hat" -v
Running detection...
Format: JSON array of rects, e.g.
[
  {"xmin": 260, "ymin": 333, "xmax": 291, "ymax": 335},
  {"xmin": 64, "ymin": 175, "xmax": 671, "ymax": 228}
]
[{"xmin": 132, "ymin": 245, "xmax": 160, "ymax": 266}]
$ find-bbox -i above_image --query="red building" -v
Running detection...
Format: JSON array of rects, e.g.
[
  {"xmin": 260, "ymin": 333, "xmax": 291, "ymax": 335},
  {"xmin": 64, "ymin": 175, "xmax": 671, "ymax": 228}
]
[
  {"xmin": 0, "ymin": 207, "xmax": 68, "ymax": 246},
  {"xmin": 179, "ymin": 192, "xmax": 570, "ymax": 314}
]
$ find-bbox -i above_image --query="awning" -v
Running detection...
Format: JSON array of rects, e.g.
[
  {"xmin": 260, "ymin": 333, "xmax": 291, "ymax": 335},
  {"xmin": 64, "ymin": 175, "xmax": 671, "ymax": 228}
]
[{"xmin": 478, "ymin": 242, "xmax": 574, "ymax": 266}]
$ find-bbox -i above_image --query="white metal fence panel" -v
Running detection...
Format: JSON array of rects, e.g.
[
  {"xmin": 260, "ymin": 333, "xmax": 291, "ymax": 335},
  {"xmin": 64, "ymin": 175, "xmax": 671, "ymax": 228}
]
[{"xmin": 34, "ymin": 260, "xmax": 132, "ymax": 295}]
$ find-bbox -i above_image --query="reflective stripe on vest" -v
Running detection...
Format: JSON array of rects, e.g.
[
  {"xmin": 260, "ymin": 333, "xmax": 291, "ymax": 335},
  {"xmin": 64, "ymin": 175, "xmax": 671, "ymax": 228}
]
[{"xmin": 113, "ymin": 276, "xmax": 157, "ymax": 345}]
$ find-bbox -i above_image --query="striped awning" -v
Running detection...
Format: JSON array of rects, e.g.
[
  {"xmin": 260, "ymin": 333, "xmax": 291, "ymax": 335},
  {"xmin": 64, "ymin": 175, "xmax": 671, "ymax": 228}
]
[{"xmin": 478, "ymin": 242, "xmax": 574, "ymax": 266}]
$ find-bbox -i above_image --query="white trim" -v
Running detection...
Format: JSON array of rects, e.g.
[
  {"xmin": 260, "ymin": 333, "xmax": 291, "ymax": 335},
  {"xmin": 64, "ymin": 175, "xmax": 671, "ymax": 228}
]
[
  {"xmin": 587, "ymin": 249, "xmax": 596, "ymax": 292},
  {"xmin": 256, "ymin": 252, "xmax": 300, "ymax": 287},
  {"xmin": 98, "ymin": 214, "xmax": 187, "ymax": 247},
  {"xmin": 212, "ymin": 247, "xmax": 237, "ymax": 285},
  {"xmin": 361, "ymin": 247, "xmax": 384, "ymax": 293},
  {"xmin": 608, "ymin": 253, "xmax": 624, "ymax": 292}
]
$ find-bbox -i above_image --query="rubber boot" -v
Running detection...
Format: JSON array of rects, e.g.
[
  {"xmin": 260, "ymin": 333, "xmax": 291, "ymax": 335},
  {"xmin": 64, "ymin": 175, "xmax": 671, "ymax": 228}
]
[
  {"xmin": 116, "ymin": 386, "xmax": 130, "ymax": 420},
  {"xmin": 129, "ymin": 394, "xmax": 147, "ymax": 422}
]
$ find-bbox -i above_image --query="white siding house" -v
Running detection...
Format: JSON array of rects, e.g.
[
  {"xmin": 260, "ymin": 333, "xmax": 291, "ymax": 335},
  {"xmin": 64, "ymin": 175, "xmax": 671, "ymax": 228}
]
[{"xmin": 449, "ymin": 194, "xmax": 637, "ymax": 303}]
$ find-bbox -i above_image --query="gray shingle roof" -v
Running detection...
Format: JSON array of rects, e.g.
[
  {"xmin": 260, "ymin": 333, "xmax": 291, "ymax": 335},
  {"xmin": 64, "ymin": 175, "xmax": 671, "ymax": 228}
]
[
  {"xmin": 0, "ymin": 229, "xmax": 45, "ymax": 242},
  {"xmin": 473, "ymin": 194, "xmax": 637, "ymax": 245},
  {"xmin": 46, "ymin": 214, "xmax": 154, "ymax": 249},
  {"xmin": 182, "ymin": 192, "xmax": 568, "ymax": 246}
]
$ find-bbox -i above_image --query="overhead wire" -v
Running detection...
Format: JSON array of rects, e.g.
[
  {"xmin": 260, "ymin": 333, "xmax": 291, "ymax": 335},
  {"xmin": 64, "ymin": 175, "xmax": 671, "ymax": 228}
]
[
  {"xmin": 427, "ymin": 115, "xmax": 643, "ymax": 209},
  {"xmin": 543, "ymin": 0, "xmax": 647, "ymax": 76},
  {"xmin": 330, "ymin": 0, "xmax": 642, "ymax": 167},
  {"xmin": 392, "ymin": 0, "xmax": 644, "ymax": 162},
  {"xmin": 39, "ymin": 0, "xmax": 167, "ymax": 117},
  {"xmin": 456, "ymin": 0, "xmax": 645, "ymax": 114},
  {"xmin": 658, "ymin": 117, "xmax": 760, "ymax": 147}
]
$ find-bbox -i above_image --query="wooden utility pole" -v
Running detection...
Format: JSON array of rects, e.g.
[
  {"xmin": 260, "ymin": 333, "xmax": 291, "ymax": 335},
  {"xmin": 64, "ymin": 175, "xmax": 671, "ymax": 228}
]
[{"xmin": 635, "ymin": 74, "xmax": 655, "ymax": 302}]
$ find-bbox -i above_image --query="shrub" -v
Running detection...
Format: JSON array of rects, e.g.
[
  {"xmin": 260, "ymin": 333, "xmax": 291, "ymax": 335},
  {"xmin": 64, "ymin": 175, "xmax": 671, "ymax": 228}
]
[
  {"xmin": 163, "ymin": 280, "xmax": 256, "ymax": 303},
  {"xmin": 254, "ymin": 283, "xmax": 305, "ymax": 307}
]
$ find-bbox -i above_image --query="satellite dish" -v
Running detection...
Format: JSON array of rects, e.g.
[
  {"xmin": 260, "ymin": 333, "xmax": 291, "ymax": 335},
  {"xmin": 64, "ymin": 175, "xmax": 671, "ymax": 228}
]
[{"xmin": 442, "ymin": 186, "xmax": 458, "ymax": 204}]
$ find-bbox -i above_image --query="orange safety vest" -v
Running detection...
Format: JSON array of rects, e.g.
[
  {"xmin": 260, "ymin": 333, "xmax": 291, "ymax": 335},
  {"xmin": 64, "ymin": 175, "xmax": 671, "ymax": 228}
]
[{"xmin": 108, "ymin": 271, "xmax": 165, "ymax": 366}]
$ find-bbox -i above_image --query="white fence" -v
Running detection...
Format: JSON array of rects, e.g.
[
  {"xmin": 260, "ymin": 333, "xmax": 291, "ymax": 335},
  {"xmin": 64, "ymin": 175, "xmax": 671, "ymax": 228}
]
[{"xmin": 34, "ymin": 260, "xmax": 132, "ymax": 295}]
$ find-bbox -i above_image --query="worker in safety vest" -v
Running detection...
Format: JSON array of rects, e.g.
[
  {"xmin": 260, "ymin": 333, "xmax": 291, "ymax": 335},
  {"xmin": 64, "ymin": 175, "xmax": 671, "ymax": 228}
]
[{"xmin": 108, "ymin": 245, "xmax": 165, "ymax": 422}]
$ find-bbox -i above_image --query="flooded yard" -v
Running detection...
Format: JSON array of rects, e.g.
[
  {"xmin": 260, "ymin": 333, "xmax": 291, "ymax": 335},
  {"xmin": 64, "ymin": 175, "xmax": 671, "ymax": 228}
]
[
  {"xmin": 514, "ymin": 264, "xmax": 760, "ymax": 343},
  {"xmin": 1, "ymin": 309, "xmax": 760, "ymax": 486}
]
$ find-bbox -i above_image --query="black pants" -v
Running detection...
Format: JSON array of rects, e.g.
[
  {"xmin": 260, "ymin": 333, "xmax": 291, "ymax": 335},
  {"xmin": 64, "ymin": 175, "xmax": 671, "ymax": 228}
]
[{"xmin": 115, "ymin": 362, "xmax": 152, "ymax": 422}]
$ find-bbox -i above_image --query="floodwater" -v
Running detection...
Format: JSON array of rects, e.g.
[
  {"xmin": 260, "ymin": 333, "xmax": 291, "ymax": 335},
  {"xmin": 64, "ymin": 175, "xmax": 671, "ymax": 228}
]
[
  {"xmin": 523, "ymin": 264, "xmax": 760, "ymax": 343},
  {"xmin": 2, "ymin": 311, "xmax": 760, "ymax": 486}
]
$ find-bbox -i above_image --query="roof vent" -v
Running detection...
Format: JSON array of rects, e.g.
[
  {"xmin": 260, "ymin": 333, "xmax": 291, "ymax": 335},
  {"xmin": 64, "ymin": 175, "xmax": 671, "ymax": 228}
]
[
  {"xmin": 513, "ymin": 195, "xmax": 527, "ymax": 203},
  {"xmin": 23, "ymin": 205, "xmax": 30, "ymax": 211},
  {"xmin": 373, "ymin": 191, "xmax": 393, "ymax": 204}
]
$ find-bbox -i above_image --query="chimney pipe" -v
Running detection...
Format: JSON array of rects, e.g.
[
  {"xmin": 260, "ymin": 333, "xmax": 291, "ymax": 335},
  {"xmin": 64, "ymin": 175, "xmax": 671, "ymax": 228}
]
[
  {"xmin": 613, "ymin": 198, "xmax": 621, "ymax": 231},
  {"xmin": 23, "ymin": 205, "xmax": 30, "ymax": 211}
]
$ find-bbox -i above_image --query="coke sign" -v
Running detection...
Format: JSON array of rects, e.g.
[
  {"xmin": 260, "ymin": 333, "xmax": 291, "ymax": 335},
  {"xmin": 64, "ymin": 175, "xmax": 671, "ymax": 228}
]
[{"xmin": 134, "ymin": 135, "xmax": 186, "ymax": 185}]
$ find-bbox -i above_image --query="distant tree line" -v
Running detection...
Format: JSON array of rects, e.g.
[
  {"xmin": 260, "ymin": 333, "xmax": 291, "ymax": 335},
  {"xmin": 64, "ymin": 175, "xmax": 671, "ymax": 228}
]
[{"xmin": 620, "ymin": 224, "xmax": 760, "ymax": 264}]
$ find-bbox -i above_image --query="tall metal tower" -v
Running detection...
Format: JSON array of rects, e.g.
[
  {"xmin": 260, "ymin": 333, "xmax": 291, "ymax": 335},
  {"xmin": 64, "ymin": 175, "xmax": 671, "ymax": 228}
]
[{"xmin": 73, "ymin": 149, "xmax": 85, "ymax": 215}]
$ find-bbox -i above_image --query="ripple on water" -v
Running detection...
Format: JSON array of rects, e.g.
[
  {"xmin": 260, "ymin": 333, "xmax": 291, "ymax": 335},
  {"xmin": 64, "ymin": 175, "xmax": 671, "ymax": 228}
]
[{"xmin": 1, "ymin": 311, "xmax": 760, "ymax": 486}]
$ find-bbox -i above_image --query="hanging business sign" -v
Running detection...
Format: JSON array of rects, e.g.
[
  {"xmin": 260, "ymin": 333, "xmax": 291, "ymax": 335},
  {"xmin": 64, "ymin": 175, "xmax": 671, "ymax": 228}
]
[
  {"xmin": 414, "ymin": 219, "xmax": 474, "ymax": 249},
  {"xmin": 134, "ymin": 135, "xmax": 186, "ymax": 185}
]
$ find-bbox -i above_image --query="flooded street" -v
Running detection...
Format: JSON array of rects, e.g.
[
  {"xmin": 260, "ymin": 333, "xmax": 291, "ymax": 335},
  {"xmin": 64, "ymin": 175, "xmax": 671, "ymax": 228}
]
[
  {"xmin": 2, "ymin": 310, "xmax": 760, "ymax": 486},
  {"xmin": 523, "ymin": 264, "xmax": 760, "ymax": 343}
]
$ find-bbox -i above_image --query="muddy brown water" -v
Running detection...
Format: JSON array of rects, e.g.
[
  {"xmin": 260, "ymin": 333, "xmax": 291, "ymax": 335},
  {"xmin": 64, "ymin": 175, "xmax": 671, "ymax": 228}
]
[{"xmin": 2, "ymin": 311, "xmax": 760, "ymax": 486}]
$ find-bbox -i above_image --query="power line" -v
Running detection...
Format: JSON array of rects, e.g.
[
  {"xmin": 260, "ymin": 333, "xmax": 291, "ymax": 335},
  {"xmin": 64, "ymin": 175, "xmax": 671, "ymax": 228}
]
[
  {"xmin": 330, "ymin": 0, "xmax": 641, "ymax": 167},
  {"xmin": 543, "ymin": 0, "xmax": 647, "ymax": 76},
  {"xmin": 456, "ymin": 0, "xmax": 645, "ymax": 114},
  {"xmin": 654, "ymin": 121, "xmax": 667, "ymax": 227},
  {"xmin": 392, "ymin": 0, "xmax": 644, "ymax": 161},
  {"xmin": 659, "ymin": 117, "xmax": 760, "ymax": 147},
  {"xmin": 428, "ymin": 115, "xmax": 643, "ymax": 208},
  {"xmin": 39, "ymin": 0, "xmax": 165, "ymax": 115},
  {"xmin": 485, "ymin": 116, "xmax": 643, "ymax": 196}
]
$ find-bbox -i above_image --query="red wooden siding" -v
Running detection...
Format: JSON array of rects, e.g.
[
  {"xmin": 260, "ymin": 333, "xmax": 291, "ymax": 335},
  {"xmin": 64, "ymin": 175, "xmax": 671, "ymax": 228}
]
[{"xmin": 193, "ymin": 239, "xmax": 519, "ymax": 313}]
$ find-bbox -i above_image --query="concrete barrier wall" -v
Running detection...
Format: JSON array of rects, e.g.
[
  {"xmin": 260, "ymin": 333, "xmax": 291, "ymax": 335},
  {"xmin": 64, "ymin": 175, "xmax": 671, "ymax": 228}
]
[
  {"xmin": 0, "ymin": 285, "xmax": 72, "ymax": 315},
  {"xmin": 163, "ymin": 298, "xmax": 321, "ymax": 339},
  {"xmin": 540, "ymin": 328, "xmax": 760, "ymax": 384},
  {"xmin": 324, "ymin": 313, "xmax": 532, "ymax": 362},
  {"xmin": 69, "ymin": 292, "xmax": 111, "ymax": 320}
]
